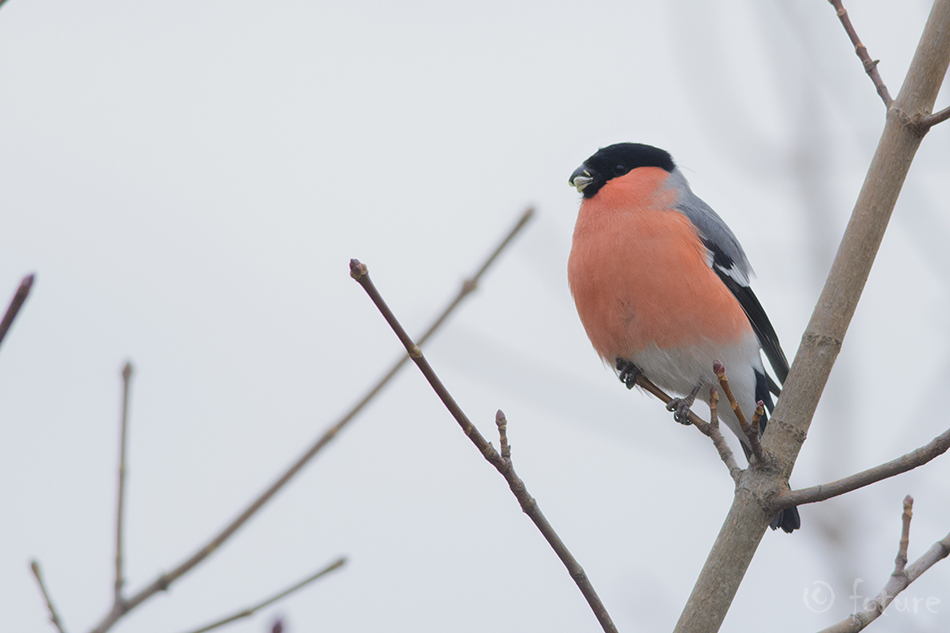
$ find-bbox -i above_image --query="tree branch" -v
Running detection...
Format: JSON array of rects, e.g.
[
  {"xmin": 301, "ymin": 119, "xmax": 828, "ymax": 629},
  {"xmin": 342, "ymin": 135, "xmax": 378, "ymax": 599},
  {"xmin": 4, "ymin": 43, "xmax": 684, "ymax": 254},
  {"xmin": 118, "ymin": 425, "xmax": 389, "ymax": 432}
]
[
  {"xmin": 114, "ymin": 362, "xmax": 134, "ymax": 605},
  {"xmin": 349, "ymin": 258, "xmax": 618, "ymax": 633},
  {"xmin": 178, "ymin": 557, "xmax": 346, "ymax": 633},
  {"xmin": 31, "ymin": 560, "xmax": 68, "ymax": 633},
  {"xmin": 84, "ymin": 208, "xmax": 533, "ymax": 633},
  {"xmin": 674, "ymin": 2, "xmax": 950, "ymax": 631},
  {"xmin": 703, "ymin": 388, "xmax": 742, "ymax": 482},
  {"xmin": 714, "ymin": 361, "xmax": 763, "ymax": 463},
  {"xmin": 633, "ymin": 374, "xmax": 741, "ymax": 481},
  {"xmin": 0, "ymin": 273, "xmax": 34, "ymax": 352},
  {"xmin": 817, "ymin": 497, "xmax": 950, "ymax": 633},
  {"xmin": 774, "ymin": 426, "xmax": 950, "ymax": 508},
  {"xmin": 921, "ymin": 104, "xmax": 950, "ymax": 127},
  {"xmin": 828, "ymin": 0, "xmax": 893, "ymax": 106}
]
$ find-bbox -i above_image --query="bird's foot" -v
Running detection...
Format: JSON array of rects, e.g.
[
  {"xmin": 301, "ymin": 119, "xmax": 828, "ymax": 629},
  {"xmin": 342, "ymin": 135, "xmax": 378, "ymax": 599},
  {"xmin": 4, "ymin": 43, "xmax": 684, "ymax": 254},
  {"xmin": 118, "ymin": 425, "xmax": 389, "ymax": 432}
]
[
  {"xmin": 666, "ymin": 384, "xmax": 702, "ymax": 425},
  {"xmin": 615, "ymin": 358, "xmax": 642, "ymax": 390}
]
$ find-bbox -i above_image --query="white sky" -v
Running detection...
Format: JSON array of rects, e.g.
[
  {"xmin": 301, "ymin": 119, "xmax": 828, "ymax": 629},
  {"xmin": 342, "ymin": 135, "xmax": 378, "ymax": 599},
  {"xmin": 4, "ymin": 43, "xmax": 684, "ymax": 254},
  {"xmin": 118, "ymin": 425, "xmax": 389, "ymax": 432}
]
[{"xmin": 2, "ymin": 1, "xmax": 950, "ymax": 632}]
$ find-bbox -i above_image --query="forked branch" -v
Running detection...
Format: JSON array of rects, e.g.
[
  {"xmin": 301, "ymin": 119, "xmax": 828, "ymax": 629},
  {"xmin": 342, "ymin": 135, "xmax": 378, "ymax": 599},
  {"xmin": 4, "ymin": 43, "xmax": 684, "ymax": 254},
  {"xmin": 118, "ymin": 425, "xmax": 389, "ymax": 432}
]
[
  {"xmin": 633, "ymin": 372, "xmax": 742, "ymax": 481},
  {"xmin": 817, "ymin": 497, "xmax": 950, "ymax": 633},
  {"xmin": 76, "ymin": 208, "xmax": 533, "ymax": 633},
  {"xmin": 674, "ymin": 2, "xmax": 950, "ymax": 629},
  {"xmin": 350, "ymin": 258, "xmax": 618, "ymax": 633}
]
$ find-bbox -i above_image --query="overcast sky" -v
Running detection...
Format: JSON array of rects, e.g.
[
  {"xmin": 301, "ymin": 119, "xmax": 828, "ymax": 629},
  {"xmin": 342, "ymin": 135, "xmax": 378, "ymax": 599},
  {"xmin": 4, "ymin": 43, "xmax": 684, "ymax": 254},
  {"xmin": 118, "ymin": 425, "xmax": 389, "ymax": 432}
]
[{"xmin": 3, "ymin": 1, "xmax": 950, "ymax": 632}]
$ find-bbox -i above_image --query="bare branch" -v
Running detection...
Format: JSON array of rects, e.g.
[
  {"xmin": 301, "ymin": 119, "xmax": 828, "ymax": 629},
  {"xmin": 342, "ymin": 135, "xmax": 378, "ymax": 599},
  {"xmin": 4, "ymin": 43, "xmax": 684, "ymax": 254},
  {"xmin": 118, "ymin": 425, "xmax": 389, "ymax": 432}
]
[
  {"xmin": 828, "ymin": 0, "xmax": 893, "ymax": 106},
  {"xmin": 179, "ymin": 557, "xmax": 346, "ymax": 633},
  {"xmin": 774, "ymin": 425, "xmax": 950, "ymax": 508},
  {"xmin": 0, "ymin": 273, "xmax": 34, "ymax": 351},
  {"xmin": 629, "ymin": 373, "xmax": 741, "ymax": 480},
  {"xmin": 921, "ymin": 104, "xmax": 950, "ymax": 127},
  {"xmin": 350, "ymin": 259, "xmax": 618, "ymax": 633},
  {"xmin": 896, "ymin": 495, "xmax": 913, "ymax": 576},
  {"xmin": 675, "ymin": 3, "xmax": 950, "ymax": 630},
  {"xmin": 114, "ymin": 362, "xmax": 134, "ymax": 604},
  {"xmin": 714, "ymin": 361, "xmax": 763, "ymax": 462},
  {"xmin": 702, "ymin": 388, "xmax": 742, "ymax": 482},
  {"xmin": 818, "ymin": 498, "xmax": 950, "ymax": 633},
  {"xmin": 85, "ymin": 208, "xmax": 533, "ymax": 633},
  {"xmin": 30, "ymin": 560, "xmax": 68, "ymax": 633}
]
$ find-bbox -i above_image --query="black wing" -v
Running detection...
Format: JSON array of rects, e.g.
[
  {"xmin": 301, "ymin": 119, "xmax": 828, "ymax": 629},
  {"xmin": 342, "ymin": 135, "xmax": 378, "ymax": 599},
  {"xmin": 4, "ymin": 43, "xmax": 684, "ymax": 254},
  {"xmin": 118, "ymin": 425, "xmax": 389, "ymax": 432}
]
[{"xmin": 704, "ymin": 239, "xmax": 789, "ymax": 392}]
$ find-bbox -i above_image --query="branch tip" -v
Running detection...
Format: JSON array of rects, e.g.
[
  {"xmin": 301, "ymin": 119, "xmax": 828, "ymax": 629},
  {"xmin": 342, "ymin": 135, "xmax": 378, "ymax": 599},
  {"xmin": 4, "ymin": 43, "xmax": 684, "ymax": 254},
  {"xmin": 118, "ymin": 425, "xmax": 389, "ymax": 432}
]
[
  {"xmin": 495, "ymin": 410, "xmax": 510, "ymax": 459},
  {"xmin": 349, "ymin": 258, "xmax": 367, "ymax": 280},
  {"xmin": 31, "ymin": 559, "xmax": 68, "ymax": 633}
]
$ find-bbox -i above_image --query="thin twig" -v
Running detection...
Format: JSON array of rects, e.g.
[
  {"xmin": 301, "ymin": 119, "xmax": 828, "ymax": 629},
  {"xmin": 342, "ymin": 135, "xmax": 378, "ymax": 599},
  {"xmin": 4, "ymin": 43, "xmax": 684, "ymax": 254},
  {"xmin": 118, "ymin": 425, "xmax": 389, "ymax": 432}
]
[
  {"xmin": 30, "ymin": 560, "xmax": 68, "ymax": 633},
  {"xmin": 702, "ymin": 388, "xmax": 741, "ymax": 482},
  {"xmin": 86, "ymin": 208, "xmax": 533, "ymax": 633},
  {"xmin": 818, "ymin": 499, "xmax": 950, "ymax": 633},
  {"xmin": 114, "ymin": 362, "xmax": 134, "ymax": 604},
  {"xmin": 350, "ymin": 259, "xmax": 618, "ymax": 633},
  {"xmin": 828, "ymin": 0, "xmax": 893, "ymax": 106},
  {"xmin": 630, "ymin": 374, "xmax": 741, "ymax": 480},
  {"xmin": 0, "ymin": 273, "xmax": 34, "ymax": 351},
  {"xmin": 895, "ymin": 495, "xmax": 913, "ymax": 575},
  {"xmin": 774, "ymin": 425, "xmax": 950, "ymax": 508},
  {"xmin": 179, "ymin": 557, "xmax": 346, "ymax": 633},
  {"xmin": 714, "ymin": 361, "xmax": 763, "ymax": 462},
  {"xmin": 495, "ymin": 409, "xmax": 510, "ymax": 461}
]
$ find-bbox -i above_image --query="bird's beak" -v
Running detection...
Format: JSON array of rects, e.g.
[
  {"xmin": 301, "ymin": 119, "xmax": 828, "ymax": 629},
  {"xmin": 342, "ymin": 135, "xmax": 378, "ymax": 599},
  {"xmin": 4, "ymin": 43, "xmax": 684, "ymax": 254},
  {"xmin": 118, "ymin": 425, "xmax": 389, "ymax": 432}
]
[{"xmin": 569, "ymin": 165, "xmax": 593, "ymax": 193}]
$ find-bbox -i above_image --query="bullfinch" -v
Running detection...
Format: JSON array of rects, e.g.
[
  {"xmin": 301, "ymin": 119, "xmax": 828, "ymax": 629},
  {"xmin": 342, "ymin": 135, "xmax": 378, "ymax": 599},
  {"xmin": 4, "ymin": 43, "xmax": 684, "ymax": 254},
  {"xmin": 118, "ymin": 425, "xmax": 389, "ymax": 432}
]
[{"xmin": 567, "ymin": 142, "xmax": 800, "ymax": 533}]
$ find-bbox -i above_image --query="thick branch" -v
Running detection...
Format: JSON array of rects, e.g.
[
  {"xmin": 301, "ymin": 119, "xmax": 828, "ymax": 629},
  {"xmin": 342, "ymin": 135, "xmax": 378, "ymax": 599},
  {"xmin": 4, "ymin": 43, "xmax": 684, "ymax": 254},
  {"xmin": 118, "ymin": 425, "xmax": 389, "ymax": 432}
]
[
  {"xmin": 775, "ymin": 426, "xmax": 950, "ymax": 508},
  {"xmin": 0, "ymin": 273, "xmax": 34, "ymax": 351},
  {"xmin": 179, "ymin": 557, "xmax": 346, "ymax": 633},
  {"xmin": 674, "ymin": 3, "xmax": 950, "ymax": 632},
  {"xmin": 818, "ymin": 499, "xmax": 950, "ymax": 633},
  {"xmin": 86, "ymin": 209, "xmax": 533, "ymax": 633},
  {"xmin": 350, "ymin": 259, "xmax": 618, "ymax": 633}
]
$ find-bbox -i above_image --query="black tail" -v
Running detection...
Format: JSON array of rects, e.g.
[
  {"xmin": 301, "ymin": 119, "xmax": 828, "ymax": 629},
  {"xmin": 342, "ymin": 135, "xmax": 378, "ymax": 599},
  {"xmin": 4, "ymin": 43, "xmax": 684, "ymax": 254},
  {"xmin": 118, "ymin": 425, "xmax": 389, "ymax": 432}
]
[{"xmin": 770, "ymin": 506, "xmax": 801, "ymax": 533}]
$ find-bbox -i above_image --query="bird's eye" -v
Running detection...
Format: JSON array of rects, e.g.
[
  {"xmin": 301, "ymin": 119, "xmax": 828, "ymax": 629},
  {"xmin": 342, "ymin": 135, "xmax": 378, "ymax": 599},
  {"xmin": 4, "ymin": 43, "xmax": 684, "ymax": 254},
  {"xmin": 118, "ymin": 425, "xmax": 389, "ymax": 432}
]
[{"xmin": 613, "ymin": 164, "xmax": 627, "ymax": 176}]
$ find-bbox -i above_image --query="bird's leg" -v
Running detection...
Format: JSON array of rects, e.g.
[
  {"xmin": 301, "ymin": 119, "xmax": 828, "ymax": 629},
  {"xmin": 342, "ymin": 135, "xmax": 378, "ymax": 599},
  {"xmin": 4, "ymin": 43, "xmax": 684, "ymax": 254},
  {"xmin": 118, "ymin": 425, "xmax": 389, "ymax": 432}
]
[
  {"xmin": 666, "ymin": 383, "xmax": 702, "ymax": 425},
  {"xmin": 615, "ymin": 358, "xmax": 642, "ymax": 390}
]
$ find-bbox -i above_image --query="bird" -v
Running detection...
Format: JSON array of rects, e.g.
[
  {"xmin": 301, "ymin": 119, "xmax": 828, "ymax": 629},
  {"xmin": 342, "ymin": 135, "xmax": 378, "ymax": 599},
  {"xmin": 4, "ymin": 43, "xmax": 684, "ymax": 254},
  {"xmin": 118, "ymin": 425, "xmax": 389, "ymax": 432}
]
[{"xmin": 567, "ymin": 142, "xmax": 800, "ymax": 533}]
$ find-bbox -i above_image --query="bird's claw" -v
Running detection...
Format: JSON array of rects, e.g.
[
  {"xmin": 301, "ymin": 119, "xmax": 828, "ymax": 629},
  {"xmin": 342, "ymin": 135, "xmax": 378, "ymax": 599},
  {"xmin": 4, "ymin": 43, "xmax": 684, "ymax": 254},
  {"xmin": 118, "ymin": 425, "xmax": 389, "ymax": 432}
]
[
  {"xmin": 666, "ymin": 398, "xmax": 694, "ymax": 425},
  {"xmin": 666, "ymin": 384, "xmax": 702, "ymax": 425},
  {"xmin": 615, "ymin": 358, "xmax": 642, "ymax": 390}
]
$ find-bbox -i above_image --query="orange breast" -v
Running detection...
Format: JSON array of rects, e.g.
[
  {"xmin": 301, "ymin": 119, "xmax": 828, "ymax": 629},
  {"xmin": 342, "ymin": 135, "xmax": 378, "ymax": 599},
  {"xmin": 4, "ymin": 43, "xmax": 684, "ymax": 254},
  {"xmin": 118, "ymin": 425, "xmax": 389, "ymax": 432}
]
[{"xmin": 568, "ymin": 167, "xmax": 751, "ymax": 362}]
